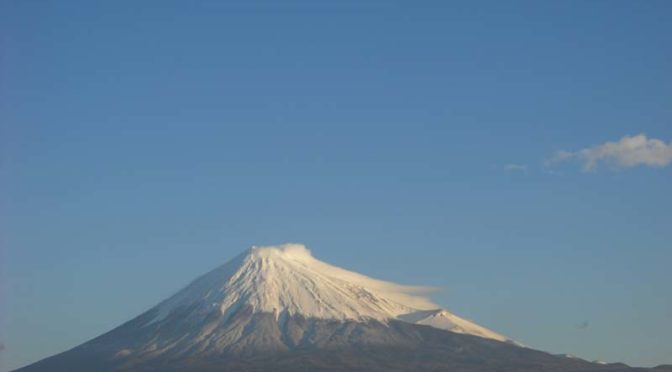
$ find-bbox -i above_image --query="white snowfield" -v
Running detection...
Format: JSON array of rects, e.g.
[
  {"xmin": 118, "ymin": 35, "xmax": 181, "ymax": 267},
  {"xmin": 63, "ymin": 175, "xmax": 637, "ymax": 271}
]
[{"xmin": 150, "ymin": 243, "xmax": 512, "ymax": 343}]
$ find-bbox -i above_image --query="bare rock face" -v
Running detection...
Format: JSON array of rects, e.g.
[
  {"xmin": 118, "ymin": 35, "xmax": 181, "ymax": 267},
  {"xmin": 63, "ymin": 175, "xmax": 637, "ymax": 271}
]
[{"xmin": 13, "ymin": 244, "xmax": 649, "ymax": 371}]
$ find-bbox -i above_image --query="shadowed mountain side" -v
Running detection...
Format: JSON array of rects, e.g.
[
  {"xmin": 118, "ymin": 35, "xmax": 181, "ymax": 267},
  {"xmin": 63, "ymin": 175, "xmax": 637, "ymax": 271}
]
[{"xmin": 14, "ymin": 310, "xmax": 645, "ymax": 372}]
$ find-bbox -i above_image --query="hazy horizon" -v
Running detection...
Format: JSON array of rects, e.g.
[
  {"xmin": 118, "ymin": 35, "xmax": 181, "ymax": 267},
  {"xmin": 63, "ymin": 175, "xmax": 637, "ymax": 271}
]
[{"xmin": 2, "ymin": 1, "xmax": 671, "ymax": 371}]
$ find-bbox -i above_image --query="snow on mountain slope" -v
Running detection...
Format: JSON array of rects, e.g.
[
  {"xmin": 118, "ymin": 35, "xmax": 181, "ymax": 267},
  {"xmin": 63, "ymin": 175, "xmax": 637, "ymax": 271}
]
[
  {"xmin": 17, "ymin": 243, "xmax": 648, "ymax": 372},
  {"xmin": 147, "ymin": 243, "xmax": 513, "ymax": 343},
  {"xmin": 399, "ymin": 309, "xmax": 510, "ymax": 342}
]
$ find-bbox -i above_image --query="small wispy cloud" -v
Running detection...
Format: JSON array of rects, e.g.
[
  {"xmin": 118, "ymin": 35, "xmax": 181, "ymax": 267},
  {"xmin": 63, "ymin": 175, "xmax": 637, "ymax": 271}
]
[
  {"xmin": 547, "ymin": 134, "xmax": 672, "ymax": 171},
  {"xmin": 504, "ymin": 163, "xmax": 528, "ymax": 172}
]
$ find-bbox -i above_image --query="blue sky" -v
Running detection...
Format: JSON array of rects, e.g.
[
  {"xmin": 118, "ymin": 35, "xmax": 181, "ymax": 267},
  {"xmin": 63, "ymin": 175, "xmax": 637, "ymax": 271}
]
[{"xmin": 1, "ymin": 0, "xmax": 671, "ymax": 370}]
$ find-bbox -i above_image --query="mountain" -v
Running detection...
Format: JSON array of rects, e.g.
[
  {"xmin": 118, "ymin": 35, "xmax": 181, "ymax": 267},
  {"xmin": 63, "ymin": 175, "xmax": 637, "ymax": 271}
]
[{"xmin": 15, "ymin": 244, "xmax": 648, "ymax": 371}]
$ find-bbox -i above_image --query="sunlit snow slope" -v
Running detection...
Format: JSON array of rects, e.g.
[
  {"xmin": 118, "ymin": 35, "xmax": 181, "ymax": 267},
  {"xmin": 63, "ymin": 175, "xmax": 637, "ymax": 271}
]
[{"xmin": 149, "ymin": 243, "xmax": 511, "ymax": 343}]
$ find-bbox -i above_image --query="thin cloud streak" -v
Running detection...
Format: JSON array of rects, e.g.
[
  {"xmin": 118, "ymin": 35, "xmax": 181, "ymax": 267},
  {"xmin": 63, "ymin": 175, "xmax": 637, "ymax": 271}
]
[{"xmin": 504, "ymin": 164, "xmax": 528, "ymax": 172}]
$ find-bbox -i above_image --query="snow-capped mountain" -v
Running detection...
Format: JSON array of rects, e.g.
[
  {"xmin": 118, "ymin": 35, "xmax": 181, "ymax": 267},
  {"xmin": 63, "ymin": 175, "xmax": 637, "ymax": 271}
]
[
  {"xmin": 15, "ymin": 244, "xmax": 644, "ymax": 372},
  {"xmin": 148, "ymin": 243, "xmax": 510, "ymax": 342}
]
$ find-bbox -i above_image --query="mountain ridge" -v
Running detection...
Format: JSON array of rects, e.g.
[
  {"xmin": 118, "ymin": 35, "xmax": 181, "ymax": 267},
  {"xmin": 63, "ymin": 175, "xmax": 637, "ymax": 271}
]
[{"xmin": 13, "ymin": 243, "xmax": 653, "ymax": 371}]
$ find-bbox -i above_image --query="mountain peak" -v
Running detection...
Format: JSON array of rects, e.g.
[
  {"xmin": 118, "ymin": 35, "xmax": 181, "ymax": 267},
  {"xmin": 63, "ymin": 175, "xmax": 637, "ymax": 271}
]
[
  {"xmin": 14, "ymin": 243, "xmax": 543, "ymax": 372},
  {"xmin": 144, "ymin": 243, "xmax": 510, "ymax": 344},
  {"xmin": 150, "ymin": 242, "xmax": 437, "ymax": 325},
  {"xmin": 16, "ymin": 243, "xmax": 644, "ymax": 372}
]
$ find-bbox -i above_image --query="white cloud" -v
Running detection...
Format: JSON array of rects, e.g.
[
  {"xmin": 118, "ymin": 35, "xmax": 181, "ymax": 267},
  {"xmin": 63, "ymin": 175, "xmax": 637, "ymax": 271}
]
[
  {"xmin": 548, "ymin": 134, "xmax": 672, "ymax": 171},
  {"xmin": 504, "ymin": 163, "xmax": 528, "ymax": 172}
]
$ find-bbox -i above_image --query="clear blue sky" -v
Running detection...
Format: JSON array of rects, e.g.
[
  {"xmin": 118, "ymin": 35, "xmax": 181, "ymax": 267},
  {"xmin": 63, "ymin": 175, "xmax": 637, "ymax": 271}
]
[{"xmin": 1, "ymin": 1, "xmax": 671, "ymax": 370}]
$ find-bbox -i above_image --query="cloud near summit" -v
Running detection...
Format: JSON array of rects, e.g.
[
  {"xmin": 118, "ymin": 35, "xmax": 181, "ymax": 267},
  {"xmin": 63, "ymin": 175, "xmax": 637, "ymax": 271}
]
[{"xmin": 547, "ymin": 134, "xmax": 672, "ymax": 171}]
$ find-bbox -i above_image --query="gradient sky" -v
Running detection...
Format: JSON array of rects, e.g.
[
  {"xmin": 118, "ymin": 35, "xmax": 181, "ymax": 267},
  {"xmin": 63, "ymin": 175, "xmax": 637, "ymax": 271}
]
[{"xmin": 2, "ymin": 1, "xmax": 671, "ymax": 370}]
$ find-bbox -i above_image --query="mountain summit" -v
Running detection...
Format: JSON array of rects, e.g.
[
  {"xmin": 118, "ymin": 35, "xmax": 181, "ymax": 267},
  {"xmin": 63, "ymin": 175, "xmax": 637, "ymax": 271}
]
[
  {"xmin": 149, "ymin": 243, "xmax": 510, "ymax": 342},
  {"xmin": 15, "ymin": 244, "xmax": 645, "ymax": 372}
]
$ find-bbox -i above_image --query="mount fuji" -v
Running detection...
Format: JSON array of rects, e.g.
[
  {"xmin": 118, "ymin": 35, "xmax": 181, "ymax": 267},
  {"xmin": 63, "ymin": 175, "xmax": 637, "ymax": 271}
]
[{"xmin": 15, "ymin": 244, "xmax": 652, "ymax": 371}]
